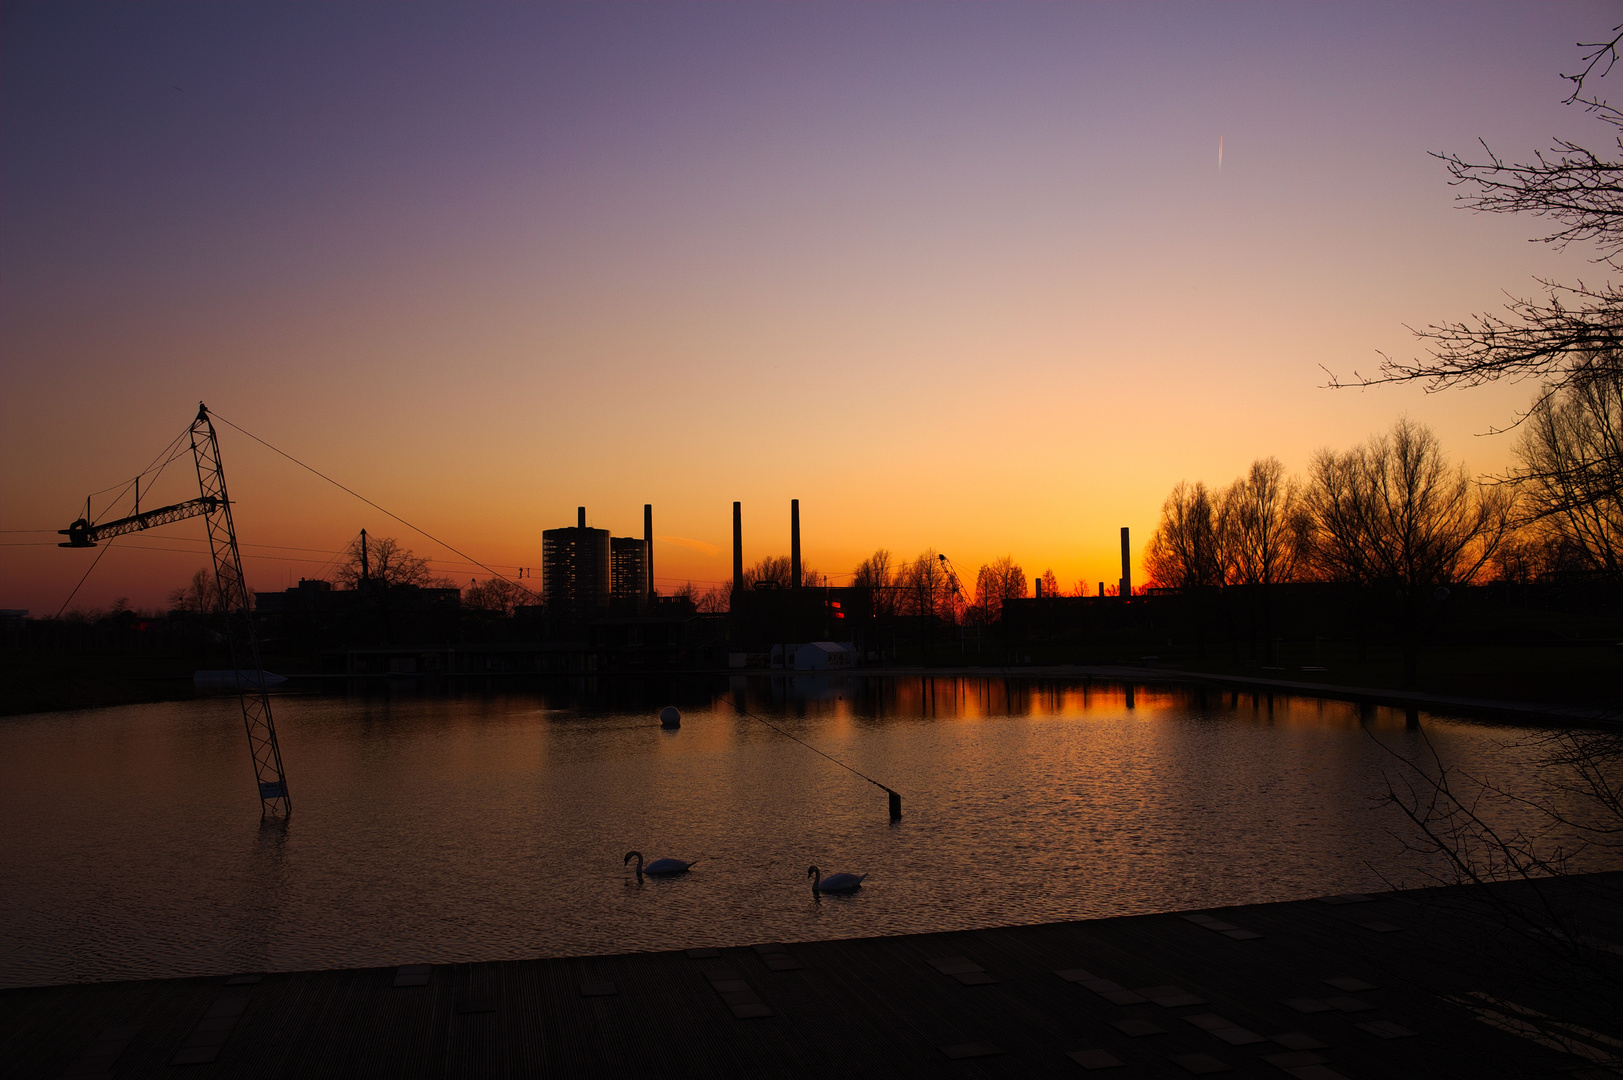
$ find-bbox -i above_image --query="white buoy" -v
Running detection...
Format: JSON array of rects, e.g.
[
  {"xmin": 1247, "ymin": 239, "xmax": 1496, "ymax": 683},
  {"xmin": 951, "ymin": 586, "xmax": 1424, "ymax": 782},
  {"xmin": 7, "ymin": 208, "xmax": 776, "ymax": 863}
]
[{"xmin": 659, "ymin": 706, "xmax": 681, "ymax": 728}]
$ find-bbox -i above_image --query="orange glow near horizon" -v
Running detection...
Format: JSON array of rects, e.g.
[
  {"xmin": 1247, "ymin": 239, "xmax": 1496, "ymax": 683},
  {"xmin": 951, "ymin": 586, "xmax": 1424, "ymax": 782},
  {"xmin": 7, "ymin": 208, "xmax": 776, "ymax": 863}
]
[{"xmin": 1, "ymin": 4, "xmax": 1608, "ymax": 615}]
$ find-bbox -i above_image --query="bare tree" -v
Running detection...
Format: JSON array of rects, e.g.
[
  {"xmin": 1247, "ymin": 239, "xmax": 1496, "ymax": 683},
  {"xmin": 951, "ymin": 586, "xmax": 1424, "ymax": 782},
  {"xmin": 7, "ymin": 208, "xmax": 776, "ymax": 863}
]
[
  {"xmin": 1510, "ymin": 357, "xmax": 1623, "ymax": 575},
  {"xmin": 1216, "ymin": 459, "xmax": 1310, "ymax": 662},
  {"xmin": 1357, "ymin": 420, "xmax": 1515, "ymax": 592},
  {"xmin": 1223, "ymin": 458, "xmax": 1310, "ymax": 589},
  {"xmin": 335, "ymin": 535, "xmax": 452, "ymax": 589},
  {"xmin": 1146, "ymin": 480, "xmax": 1231, "ymax": 657},
  {"xmin": 1343, "ymin": 26, "xmax": 1623, "ymax": 403},
  {"xmin": 970, "ymin": 556, "xmax": 1026, "ymax": 624},
  {"xmin": 737, "ymin": 554, "xmax": 820, "ymax": 590},
  {"xmin": 168, "ymin": 567, "xmax": 225, "ymax": 615},
  {"xmin": 463, "ymin": 576, "xmax": 531, "ymax": 617},
  {"xmin": 696, "ymin": 582, "xmax": 730, "ymax": 614},
  {"xmin": 1145, "ymin": 480, "xmax": 1226, "ymax": 590},
  {"xmin": 1489, "ymin": 530, "xmax": 1594, "ymax": 584},
  {"xmin": 744, "ymin": 555, "xmax": 791, "ymax": 589},
  {"xmin": 1372, "ymin": 722, "xmax": 1623, "ymax": 1049},
  {"xmin": 1305, "ymin": 448, "xmax": 1374, "ymax": 586},
  {"xmin": 898, "ymin": 550, "xmax": 952, "ymax": 621},
  {"xmin": 1039, "ymin": 568, "xmax": 1060, "ymax": 598},
  {"xmin": 1308, "ymin": 419, "xmax": 1514, "ymax": 681},
  {"xmin": 852, "ymin": 549, "xmax": 898, "ymax": 617}
]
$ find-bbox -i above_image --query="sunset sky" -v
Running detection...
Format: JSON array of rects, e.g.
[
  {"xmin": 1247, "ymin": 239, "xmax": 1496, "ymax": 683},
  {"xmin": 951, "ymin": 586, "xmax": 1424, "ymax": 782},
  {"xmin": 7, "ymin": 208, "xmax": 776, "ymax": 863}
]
[{"xmin": 2, "ymin": 2, "xmax": 1616, "ymax": 614}]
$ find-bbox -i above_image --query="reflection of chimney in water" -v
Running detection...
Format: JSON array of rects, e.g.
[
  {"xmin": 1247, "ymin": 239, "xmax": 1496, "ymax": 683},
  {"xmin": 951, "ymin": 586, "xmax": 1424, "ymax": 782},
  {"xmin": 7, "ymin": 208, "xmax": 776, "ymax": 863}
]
[
  {"xmin": 644, "ymin": 503, "xmax": 653, "ymax": 598},
  {"xmin": 791, "ymin": 499, "xmax": 801, "ymax": 589},
  {"xmin": 578, "ymin": 506, "xmax": 586, "ymax": 529}
]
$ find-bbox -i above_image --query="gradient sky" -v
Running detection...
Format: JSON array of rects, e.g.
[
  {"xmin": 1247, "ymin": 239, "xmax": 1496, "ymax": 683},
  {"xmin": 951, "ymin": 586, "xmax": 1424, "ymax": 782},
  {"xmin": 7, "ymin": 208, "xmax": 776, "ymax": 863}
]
[{"xmin": 2, "ymin": 2, "xmax": 1617, "ymax": 613}]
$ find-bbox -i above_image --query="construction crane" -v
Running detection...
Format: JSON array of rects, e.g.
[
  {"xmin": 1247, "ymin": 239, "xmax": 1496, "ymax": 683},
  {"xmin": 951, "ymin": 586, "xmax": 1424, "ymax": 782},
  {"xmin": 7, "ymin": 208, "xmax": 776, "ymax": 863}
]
[{"xmin": 58, "ymin": 403, "xmax": 291, "ymax": 819}]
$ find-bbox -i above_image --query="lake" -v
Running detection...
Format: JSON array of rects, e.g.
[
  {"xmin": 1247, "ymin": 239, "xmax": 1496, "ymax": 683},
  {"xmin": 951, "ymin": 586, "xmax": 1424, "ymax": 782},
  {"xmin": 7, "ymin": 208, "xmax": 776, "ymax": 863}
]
[{"xmin": 0, "ymin": 675, "xmax": 1590, "ymax": 989}]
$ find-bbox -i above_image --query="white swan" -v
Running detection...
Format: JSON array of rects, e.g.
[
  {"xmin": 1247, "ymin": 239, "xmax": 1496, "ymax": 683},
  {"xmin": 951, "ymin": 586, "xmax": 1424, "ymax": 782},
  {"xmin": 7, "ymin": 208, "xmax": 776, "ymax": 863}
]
[
  {"xmin": 808, "ymin": 864, "xmax": 867, "ymax": 893},
  {"xmin": 624, "ymin": 851, "xmax": 696, "ymax": 879}
]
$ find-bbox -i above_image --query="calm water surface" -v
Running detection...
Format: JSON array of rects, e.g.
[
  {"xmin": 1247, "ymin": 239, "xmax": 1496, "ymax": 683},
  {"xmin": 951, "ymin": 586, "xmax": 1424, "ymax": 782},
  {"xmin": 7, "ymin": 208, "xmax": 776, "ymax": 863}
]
[{"xmin": 0, "ymin": 676, "xmax": 1589, "ymax": 988}]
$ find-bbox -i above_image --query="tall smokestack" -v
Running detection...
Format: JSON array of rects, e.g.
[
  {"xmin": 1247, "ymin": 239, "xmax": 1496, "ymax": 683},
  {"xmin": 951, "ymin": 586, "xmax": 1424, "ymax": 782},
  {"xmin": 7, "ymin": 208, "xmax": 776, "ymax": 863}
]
[
  {"xmin": 644, "ymin": 503, "xmax": 654, "ymax": 598},
  {"xmin": 578, "ymin": 506, "xmax": 586, "ymax": 529},
  {"xmin": 732, "ymin": 501, "xmax": 743, "ymax": 599},
  {"xmin": 1120, "ymin": 526, "xmax": 1131, "ymax": 599},
  {"xmin": 791, "ymin": 499, "xmax": 801, "ymax": 589}
]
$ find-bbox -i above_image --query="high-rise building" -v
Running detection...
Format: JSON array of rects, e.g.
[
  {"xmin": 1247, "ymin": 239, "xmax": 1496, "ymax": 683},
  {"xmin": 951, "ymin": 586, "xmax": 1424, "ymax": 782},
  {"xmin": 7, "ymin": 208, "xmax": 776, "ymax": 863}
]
[
  {"xmin": 609, "ymin": 536, "xmax": 648, "ymax": 603},
  {"xmin": 543, "ymin": 507, "xmax": 609, "ymax": 625}
]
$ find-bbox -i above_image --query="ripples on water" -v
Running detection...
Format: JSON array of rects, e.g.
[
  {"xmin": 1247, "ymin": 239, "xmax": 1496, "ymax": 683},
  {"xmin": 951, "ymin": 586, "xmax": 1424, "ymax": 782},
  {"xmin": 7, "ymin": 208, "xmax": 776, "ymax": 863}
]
[{"xmin": 0, "ymin": 676, "xmax": 1589, "ymax": 987}]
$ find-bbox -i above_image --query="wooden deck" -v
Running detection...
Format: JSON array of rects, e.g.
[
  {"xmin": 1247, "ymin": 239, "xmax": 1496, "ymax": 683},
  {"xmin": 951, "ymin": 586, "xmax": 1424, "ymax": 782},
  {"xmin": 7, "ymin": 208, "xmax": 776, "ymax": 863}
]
[{"xmin": 5, "ymin": 872, "xmax": 1620, "ymax": 1079}]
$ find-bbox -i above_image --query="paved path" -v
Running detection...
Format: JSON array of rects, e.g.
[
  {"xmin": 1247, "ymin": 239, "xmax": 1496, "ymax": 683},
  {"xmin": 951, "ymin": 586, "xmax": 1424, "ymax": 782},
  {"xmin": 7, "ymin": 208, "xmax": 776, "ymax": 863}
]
[{"xmin": 5, "ymin": 873, "xmax": 1620, "ymax": 1079}]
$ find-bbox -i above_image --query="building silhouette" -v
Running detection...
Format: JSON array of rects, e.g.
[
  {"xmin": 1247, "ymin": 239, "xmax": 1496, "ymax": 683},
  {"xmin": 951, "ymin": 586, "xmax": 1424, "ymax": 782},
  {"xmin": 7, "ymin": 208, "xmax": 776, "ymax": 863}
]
[
  {"xmin": 542, "ymin": 505, "xmax": 654, "ymax": 628},
  {"xmin": 610, "ymin": 537, "xmax": 648, "ymax": 604},
  {"xmin": 542, "ymin": 507, "xmax": 610, "ymax": 625}
]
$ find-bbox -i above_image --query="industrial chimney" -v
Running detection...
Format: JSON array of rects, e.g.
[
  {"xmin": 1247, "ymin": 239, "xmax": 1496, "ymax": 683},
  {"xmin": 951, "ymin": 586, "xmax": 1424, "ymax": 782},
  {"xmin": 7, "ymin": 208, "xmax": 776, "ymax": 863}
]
[
  {"xmin": 791, "ymin": 499, "xmax": 801, "ymax": 589},
  {"xmin": 732, "ymin": 501, "xmax": 743, "ymax": 601},
  {"xmin": 578, "ymin": 506, "xmax": 586, "ymax": 529},
  {"xmin": 1120, "ymin": 526, "xmax": 1131, "ymax": 599},
  {"xmin": 644, "ymin": 503, "xmax": 654, "ymax": 598}
]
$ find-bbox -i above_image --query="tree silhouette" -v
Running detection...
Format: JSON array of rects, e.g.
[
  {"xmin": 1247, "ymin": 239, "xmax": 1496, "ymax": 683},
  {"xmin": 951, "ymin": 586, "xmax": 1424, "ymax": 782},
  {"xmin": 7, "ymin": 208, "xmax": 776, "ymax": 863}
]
[
  {"xmin": 852, "ymin": 549, "xmax": 898, "ymax": 616},
  {"xmin": 1344, "ymin": 26, "xmax": 1623, "ymax": 402},
  {"xmin": 971, "ymin": 556, "xmax": 1026, "ymax": 624},
  {"xmin": 1510, "ymin": 359, "xmax": 1623, "ymax": 575},
  {"xmin": 1146, "ymin": 481, "xmax": 1225, "ymax": 591},
  {"xmin": 463, "ymin": 576, "xmax": 531, "ymax": 617},
  {"xmin": 334, "ymin": 535, "xmax": 453, "ymax": 589},
  {"xmin": 1223, "ymin": 458, "xmax": 1310, "ymax": 590},
  {"xmin": 1307, "ymin": 419, "xmax": 1514, "ymax": 682},
  {"xmin": 735, "ymin": 554, "xmax": 819, "ymax": 590},
  {"xmin": 168, "ymin": 567, "xmax": 225, "ymax": 615}
]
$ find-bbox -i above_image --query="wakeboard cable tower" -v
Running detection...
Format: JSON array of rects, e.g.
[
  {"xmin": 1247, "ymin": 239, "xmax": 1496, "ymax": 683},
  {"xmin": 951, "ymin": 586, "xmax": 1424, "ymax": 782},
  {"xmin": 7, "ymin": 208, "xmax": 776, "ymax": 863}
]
[{"xmin": 58, "ymin": 402, "xmax": 291, "ymax": 819}]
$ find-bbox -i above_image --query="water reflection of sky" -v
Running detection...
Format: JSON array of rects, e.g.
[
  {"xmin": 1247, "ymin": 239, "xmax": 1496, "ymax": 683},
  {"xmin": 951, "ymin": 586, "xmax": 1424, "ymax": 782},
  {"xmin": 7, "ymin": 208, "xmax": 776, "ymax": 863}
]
[{"xmin": 0, "ymin": 677, "xmax": 1603, "ymax": 988}]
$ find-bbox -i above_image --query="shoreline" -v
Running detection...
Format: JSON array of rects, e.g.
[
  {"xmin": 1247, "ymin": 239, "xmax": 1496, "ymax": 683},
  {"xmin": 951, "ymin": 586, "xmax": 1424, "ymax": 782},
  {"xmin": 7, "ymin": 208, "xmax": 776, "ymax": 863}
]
[{"xmin": 3, "ymin": 661, "xmax": 1617, "ymax": 727}]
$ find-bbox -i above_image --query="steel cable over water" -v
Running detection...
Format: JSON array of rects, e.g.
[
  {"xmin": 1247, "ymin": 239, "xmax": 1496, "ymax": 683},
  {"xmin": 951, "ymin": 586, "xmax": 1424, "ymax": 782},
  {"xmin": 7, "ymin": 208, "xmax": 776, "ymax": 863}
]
[
  {"xmin": 716, "ymin": 693, "xmax": 903, "ymax": 819},
  {"xmin": 209, "ymin": 411, "xmax": 536, "ymax": 598}
]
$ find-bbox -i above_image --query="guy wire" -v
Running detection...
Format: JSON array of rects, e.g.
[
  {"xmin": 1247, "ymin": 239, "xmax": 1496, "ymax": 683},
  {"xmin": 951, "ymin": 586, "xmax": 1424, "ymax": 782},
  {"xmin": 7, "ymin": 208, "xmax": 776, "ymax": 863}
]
[
  {"xmin": 209, "ymin": 411, "xmax": 537, "ymax": 599},
  {"xmin": 715, "ymin": 693, "xmax": 898, "ymax": 798}
]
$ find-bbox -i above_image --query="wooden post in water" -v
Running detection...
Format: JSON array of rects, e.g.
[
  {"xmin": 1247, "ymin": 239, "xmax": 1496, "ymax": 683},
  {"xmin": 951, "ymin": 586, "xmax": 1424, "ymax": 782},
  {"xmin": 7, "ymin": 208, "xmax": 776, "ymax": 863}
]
[{"xmin": 887, "ymin": 788, "xmax": 902, "ymax": 820}]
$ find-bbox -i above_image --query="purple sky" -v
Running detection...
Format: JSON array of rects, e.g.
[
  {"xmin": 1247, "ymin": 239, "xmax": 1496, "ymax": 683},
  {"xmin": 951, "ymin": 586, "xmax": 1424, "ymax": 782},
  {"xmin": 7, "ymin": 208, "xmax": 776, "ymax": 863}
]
[{"xmin": 3, "ymin": 2, "xmax": 1617, "ymax": 611}]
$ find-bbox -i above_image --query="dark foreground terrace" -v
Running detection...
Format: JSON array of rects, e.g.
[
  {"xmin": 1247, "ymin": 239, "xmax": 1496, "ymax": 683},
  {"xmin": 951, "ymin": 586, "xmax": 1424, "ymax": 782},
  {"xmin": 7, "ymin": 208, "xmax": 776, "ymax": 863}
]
[{"xmin": 4, "ymin": 872, "xmax": 1620, "ymax": 1079}]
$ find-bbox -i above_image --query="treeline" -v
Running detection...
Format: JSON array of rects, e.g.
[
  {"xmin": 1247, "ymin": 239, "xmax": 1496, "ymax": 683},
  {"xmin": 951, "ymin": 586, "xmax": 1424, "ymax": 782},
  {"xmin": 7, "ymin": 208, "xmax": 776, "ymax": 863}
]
[
  {"xmin": 1146, "ymin": 412, "xmax": 1619, "ymax": 595},
  {"xmin": 1142, "ymin": 411, "xmax": 1620, "ymax": 678},
  {"xmin": 677, "ymin": 549, "xmax": 1075, "ymax": 625}
]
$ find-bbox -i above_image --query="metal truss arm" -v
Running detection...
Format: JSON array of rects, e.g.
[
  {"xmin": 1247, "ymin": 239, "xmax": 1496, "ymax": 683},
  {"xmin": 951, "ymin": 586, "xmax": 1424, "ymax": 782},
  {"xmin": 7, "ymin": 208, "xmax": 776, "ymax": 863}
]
[{"xmin": 58, "ymin": 497, "xmax": 220, "ymax": 547}]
